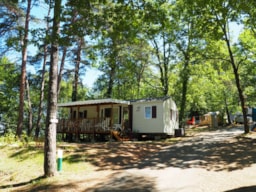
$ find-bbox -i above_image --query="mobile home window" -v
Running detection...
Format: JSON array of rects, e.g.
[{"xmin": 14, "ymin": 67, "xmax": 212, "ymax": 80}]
[
  {"xmin": 79, "ymin": 112, "xmax": 83, "ymax": 119},
  {"xmin": 145, "ymin": 106, "xmax": 157, "ymax": 119},
  {"xmin": 73, "ymin": 111, "xmax": 76, "ymax": 119},
  {"xmin": 83, "ymin": 110, "xmax": 87, "ymax": 118},
  {"xmin": 105, "ymin": 108, "xmax": 112, "ymax": 118}
]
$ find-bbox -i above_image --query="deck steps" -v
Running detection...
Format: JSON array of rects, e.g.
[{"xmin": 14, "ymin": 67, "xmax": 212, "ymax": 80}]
[{"xmin": 111, "ymin": 130, "xmax": 130, "ymax": 141}]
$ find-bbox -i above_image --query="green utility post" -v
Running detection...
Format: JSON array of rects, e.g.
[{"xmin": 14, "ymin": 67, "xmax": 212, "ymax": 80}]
[{"xmin": 57, "ymin": 149, "xmax": 63, "ymax": 172}]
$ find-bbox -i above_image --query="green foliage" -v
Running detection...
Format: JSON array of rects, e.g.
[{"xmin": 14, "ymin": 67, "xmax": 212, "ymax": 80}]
[
  {"xmin": 1, "ymin": 0, "xmax": 256, "ymax": 136},
  {"xmin": 1, "ymin": 129, "xmax": 16, "ymax": 144},
  {"xmin": 0, "ymin": 57, "xmax": 19, "ymax": 130},
  {"xmin": 0, "ymin": 129, "xmax": 34, "ymax": 147}
]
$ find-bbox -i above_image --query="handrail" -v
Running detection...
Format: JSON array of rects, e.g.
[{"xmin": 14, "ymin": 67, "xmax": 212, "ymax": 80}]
[{"xmin": 57, "ymin": 118, "xmax": 112, "ymax": 134}]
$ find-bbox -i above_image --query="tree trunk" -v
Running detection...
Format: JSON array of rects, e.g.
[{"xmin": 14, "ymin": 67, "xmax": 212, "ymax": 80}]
[
  {"xmin": 26, "ymin": 77, "xmax": 33, "ymax": 136},
  {"xmin": 35, "ymin": 44, "xmax": 47, "ymax": 138},
  {"xmin": 222, "ymin": 25, "xmax": 249, "ymax": 133},
  {"xmin": 44, "ymin": 0, "xmax": 61, "ymax": 177},
  {"xmin": 153, "ymin": 37, "xmax": 169, "ymax": 96},
  {"xmin": 57, "ymin": 47, "xmax": 67, "ymax": 96},
  {"xmin": 179, "ymin": 60, "xmax": 190, "ymax": 126},
  {"xmin": 35, "ymin": 4, "xmax": 51, "ymax": 139},
  {"xmin": 136, "ymin": 64, "xmax": 146, "ymax": 98},
  {"xmin": 106, "ymin": 66, "xmax": 115, "ymax": 98},
  {"xmin": 177, "ymin": 22, "xmax": 192, "ymax": 126},
  {"xmin": 16, "ymin": 0, "xmax": 32, "ymax": 137},
  {"xmin": 72, "ymin": 38, "xmax": 83, "ymax": 102},
  {"xmin": 224, "ymin": 91, "xmax": 232, "ymax": 125},
  {"xmin": 106, "ymin": 45, "xmax": 117, "ymax": 98}
]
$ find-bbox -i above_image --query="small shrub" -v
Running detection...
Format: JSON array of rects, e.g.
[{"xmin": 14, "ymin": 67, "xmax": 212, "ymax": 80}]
[
  {"xmin": 20, "ymin": 133, "xmax": 32, "ymax": 147},
  {"xmin": 3, "ymin": 130, "xmax": 16, "ymax": 144}
]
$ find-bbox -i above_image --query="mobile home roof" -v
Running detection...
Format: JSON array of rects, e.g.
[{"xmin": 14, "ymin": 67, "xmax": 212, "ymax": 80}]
[{"xmin": 57, "ymin": 98, "xmax": 130, "ymax": 107}]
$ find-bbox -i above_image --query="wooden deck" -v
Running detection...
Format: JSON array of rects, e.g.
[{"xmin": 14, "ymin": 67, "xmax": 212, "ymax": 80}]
[{"xmin": 57, "ymin": 118, "xmax": 123, "ymax": 142}]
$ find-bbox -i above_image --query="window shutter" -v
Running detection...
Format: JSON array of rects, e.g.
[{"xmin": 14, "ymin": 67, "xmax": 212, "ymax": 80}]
[{"xmin": 152, "ymin": 106, "xmax": 157, "ymax": 118}]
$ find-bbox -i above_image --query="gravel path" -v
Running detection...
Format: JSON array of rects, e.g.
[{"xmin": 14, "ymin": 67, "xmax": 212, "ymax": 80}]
[{"xmin": 86, "ymin": 127, "xmax": 256, "ymax": 192}]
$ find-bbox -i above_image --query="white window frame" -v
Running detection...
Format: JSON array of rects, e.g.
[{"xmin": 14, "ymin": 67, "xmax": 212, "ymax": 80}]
[
  {"xmin": 145, "ymin": 106, "xmax": 152, "ymax": 119},
  {"xmin": 145, "ymin": 106, "xmax": 157, "ymax": 119}
]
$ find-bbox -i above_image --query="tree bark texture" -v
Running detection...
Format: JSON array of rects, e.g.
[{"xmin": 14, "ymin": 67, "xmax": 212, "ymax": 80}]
[
  {"xmin": 26, "ymin": 78, "xmax": 33, "ymax": 136},
  {"xmin": 36, "ymin": 4, "xmax": 51, "ymax": 139},
  {"xmin": 44, "ymin": 0, "xmax": 61, "ymax": 177},
  {"xmin": 16, "ymin": 0, "xmax": 32, "ymax": 137},
  {"xmin": 222, "ymin": 25, "xmax": 249, "ymax": 133},
  {"xmin": 72, "ymin": 38, "xmax": 83, "ymax": 101}
]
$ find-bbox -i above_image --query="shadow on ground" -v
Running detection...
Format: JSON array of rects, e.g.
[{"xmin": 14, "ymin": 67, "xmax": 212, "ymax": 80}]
[
  {"xmin": 64, "ymin": 134, "xmax": 256, "ymax": 172},
  {"xmin": 3, "ymin": 128, "xmax": 256, "ymax": 191},
  {"xmin": 86, "ymin": 171, "xmax": 156, "ymax": 192},
  {"xmin": 137, "ymin": 136, "xmax": 256, "ymax": 171},
  {"xmin": 8, "ymin": 146, "xmax": 43, "ymax": 161},
  {"xmin": 224, "ymin": 185, "xmax": 256, "ymax": 192},
  {"xmin": 0, "ymin": 176, "xmax": 44, "ymax": 190},
  {"xmin": 15, "ymin": 172, "xmax": 156, "ymax": 192},
  {"xmin": 13, "ymin": 179, "xmax": 88, "ymax": 192},
  {"xmin": 62, "ymin": 142, "xmax": 167, "ymax": 170}
]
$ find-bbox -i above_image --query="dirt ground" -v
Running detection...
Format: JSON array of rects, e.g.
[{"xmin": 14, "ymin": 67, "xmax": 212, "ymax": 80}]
[{"xmin": 5, "ymin": 126, "xmax": 256, "ymax": 192}]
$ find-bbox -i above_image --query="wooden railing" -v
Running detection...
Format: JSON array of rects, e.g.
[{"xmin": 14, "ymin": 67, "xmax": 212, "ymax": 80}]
[{"xmin": 57, "ymin": 118, "xmax": 115, "ymax": 134}]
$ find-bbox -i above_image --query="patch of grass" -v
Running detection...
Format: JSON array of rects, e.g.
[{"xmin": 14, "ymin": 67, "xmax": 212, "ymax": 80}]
[
  {"xmin": 0, "ymin": 138, "xmax": 180, "ymax": 191},
  {"xmin": 0, "ymin": 141, "xmax": 96, "ymax": 191},
  {"xmin": 0, "ymin": 143, "xmax": 44, "ymax": 186}
]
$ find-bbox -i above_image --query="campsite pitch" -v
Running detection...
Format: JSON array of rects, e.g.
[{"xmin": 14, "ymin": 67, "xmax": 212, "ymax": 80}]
[{"xmin": 1, "ymin": 126, "xmax": 256, "ymax": 192}]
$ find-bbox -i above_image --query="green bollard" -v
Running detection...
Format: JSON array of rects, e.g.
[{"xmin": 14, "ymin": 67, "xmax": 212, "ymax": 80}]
[{"xmin": 57, "ymin": 149, "xmax": 63, "ymax": 172}]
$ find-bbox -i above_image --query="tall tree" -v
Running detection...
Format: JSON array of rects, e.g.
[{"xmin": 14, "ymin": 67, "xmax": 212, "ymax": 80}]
[
  {"xmin": 97, "ymin": 2, "xmax": 130, "ymax": 98},
  {"xmin": 0, "ymin": 0, "xmax": 21, "ymax": 55},
  {"xmin": 26, "ymin": 76, "xmax": 33, "ymax": 135},
  {"xmin": 173, "ymin": 1, "xmax": 201, "ymax": 125},
  {"xmin": 0, "ymin": 57, "xmax": 20, "ymax": 127},
  {"xmin": 94, "ymin": 1, "xmax": 150, "ymax": 98},
  {"xmin": 111, "ymin": 40, "xmax": 152, "ymax": 99},
  {"xmin": 189, "ymin": 0, "xmax": 249, "ymax": 133},
  {"xmin": 239, "ymin": 0, "xmax": 256, "ymax": 37},
  {"xmin": 142, "ymin": 1, "xmax": 176, "ymax": 96},
  {"xmin": 35, "ymin": 2, "xmax": 52, "ymax": 139},
  {"xmin": 16, "ymin": 0, "xmax": 32, "ymax": 137},
  {"xmin": 57, "ymin": 46, "xmax": 67, "ymax": 96},
  {"xmin": 62, "ymin": 0, "xmax": 96, "ymax": 100},
  {"xmin": 44, "ymin": 0, "xmax": 61, "ymax": 177},
  {"xmin": 238, "ymin": 30, "xmax": 256, "ymax": 107},
  {"xmin": 72, "ymin": 37, "xmax": 84, "ymax": 101}
]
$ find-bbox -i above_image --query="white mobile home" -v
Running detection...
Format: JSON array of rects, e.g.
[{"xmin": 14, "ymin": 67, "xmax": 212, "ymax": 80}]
[
  {"xmin": 131, "ymin": 97, "xmax": 179, "ymax": 136},
  {"xmin": 57, "ymin": 97, "xmax": 178, "ymax": 141}
]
